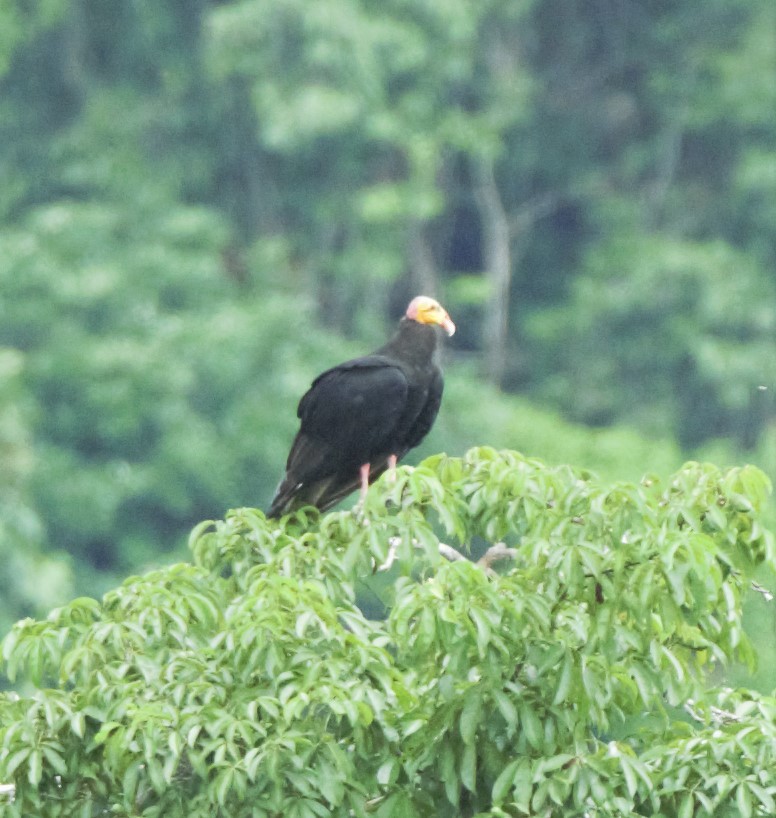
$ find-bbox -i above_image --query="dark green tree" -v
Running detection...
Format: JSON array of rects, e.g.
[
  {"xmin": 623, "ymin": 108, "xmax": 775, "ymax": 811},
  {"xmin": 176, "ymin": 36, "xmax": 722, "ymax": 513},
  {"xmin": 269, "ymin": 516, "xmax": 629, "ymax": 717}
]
[
  {"xmin": 527, "ymin": 236, "xmax": 776, "ymax": 448},
  {"xmin": 0, "ymin": 349, "xmax": 73, "ymax": 635},
  {"xmin": 1, "ymin": 450, "xmax": 774, "ymax": 816}
]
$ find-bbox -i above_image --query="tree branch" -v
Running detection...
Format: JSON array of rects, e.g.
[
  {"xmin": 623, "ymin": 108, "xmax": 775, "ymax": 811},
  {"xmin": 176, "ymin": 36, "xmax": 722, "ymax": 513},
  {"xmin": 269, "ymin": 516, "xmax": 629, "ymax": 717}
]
[
  {"xmin": 508, "ymin": 190, "xmax": 566, "ymax": 238},
  {"xmin": 750, "ymin": 580, "xmax": 774, "ymax": 602},
  {"xmin": 472, "ymin": 155, "xmax": 512, "ymax": 386},
  {"xmin": 377, "ymin": 537, "xmax": 515, "ymax": 573},
  {"xmin": 477, "ymin": 542, "xmax": 519, "ymax": 570},
  {"xmin": 408, "ymin": 220, "xmax": 440, "ymax": 296},
  {"xmin": 684, "ymin": 698, "xmax": 740, "ymax": 726}
]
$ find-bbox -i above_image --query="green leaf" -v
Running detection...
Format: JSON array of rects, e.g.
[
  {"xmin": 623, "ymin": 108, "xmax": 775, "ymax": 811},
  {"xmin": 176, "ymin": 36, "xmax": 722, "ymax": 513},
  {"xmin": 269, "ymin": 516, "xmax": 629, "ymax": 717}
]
[
  {"xmin": 440, "ymin": 741, "xmax": 460, "ymax": 807},
  {"xmin": 538, "ymin": 754, "xmax": 574, "ymax": 774},
  {"xmin": 620, "ymin": 754, "xmax": 638, "ymax": 798},
  {"xmin": 469, "ymin": 608, "xmax": 492, "ymax": 655},
  {"xmin": 493, "ymin": 689, "xmax": 517, "ymax": 728},
  {"xmin": 376, "ymin": 792, "xmax": 418, "ymax": 818},
  {"xmin": 736, "ymin": 783, "xmax": 753, "ymax": 818},
  {"xmin": 70, "ymin": 711, "xmax": 86, "ymax": 738},
  {"xmin": 492, "ymin": 758, "xmax": 520, "ymax": 803},
  {"xmin": 748, "ymin": 782, "xmax": 776, "ymax": 814},
  {"xmin": 403, "ymin": 719, "xmax": 425, "ymax": 738},
  {"xmin": 27, "ymin": 749, "xmax": 42, "ymax": 787},
  {"xmin": 513, "ymin": 760, "xmax": 533, "ymax": 813},
  {"xmin": 41, "ymin": 744, "xmax": 67, "ymax": 776},
  {"xmin": 460, "ymin": 690, "xmax": 482, "ymax": 746},
  {"xmin": 377, "ymin": 759, "xmax": 398, "ymax": 787},
  {"xmin": 552, "ymin": 653, "xmax": 574, "ymax": 705},
  {"xmin": 460, "ymin": 742, "xmax": 477, "ymax": 793},
  {"xmin": 519, "ymin": 702, "xmax": 543, "ymax": 750},
  {"xmin": 4, "ymin": 748, "xmax": 30, "ymax": 777}
]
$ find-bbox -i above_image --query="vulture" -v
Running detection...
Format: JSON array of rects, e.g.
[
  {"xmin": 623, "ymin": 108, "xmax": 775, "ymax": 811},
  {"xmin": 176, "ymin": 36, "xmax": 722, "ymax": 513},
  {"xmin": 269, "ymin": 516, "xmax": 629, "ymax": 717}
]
[{"xmin": 268, "ymin": 295, "xmax": 455, "ymax": 517}]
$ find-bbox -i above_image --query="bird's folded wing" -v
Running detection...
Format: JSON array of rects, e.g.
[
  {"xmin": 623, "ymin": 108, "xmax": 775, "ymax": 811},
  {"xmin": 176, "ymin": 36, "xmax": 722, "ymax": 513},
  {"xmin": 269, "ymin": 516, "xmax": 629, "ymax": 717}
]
[{"xmin": 296, "ymin": 358, "xmax": 409, "ymax": 457}]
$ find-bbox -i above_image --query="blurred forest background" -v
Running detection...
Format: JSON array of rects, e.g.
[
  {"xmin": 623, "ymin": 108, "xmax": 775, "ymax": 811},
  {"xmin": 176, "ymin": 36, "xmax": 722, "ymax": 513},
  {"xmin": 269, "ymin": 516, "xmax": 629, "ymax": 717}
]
[{"xmin": 0, "ymin": 0, "xmax": 774, "ymax": 684}]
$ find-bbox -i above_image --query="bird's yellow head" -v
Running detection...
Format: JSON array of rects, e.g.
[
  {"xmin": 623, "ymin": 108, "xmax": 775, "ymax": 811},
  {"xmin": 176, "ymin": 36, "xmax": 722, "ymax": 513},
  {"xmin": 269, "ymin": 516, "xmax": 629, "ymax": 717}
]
[{"xmin": 406, "ymin": 296, "xmax": 456, "ymax": 336}]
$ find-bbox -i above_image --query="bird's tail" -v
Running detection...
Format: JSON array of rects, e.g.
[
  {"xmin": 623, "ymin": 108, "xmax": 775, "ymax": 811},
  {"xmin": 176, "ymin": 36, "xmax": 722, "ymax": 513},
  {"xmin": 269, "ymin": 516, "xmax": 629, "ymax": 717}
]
[
  {"xmin": 266, "ymin": 473, "xmax": 300, "ymax": 518},
  {"xmin": 267, "ymin": 472, "xmax": 339, "ymax": 518}
]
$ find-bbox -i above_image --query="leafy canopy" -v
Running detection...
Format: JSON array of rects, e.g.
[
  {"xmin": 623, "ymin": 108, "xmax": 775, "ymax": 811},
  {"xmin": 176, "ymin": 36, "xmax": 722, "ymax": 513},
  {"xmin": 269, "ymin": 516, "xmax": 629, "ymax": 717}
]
[{"xmin": 1, "ymin": 448, "xmax": 775, "ymax": 817}]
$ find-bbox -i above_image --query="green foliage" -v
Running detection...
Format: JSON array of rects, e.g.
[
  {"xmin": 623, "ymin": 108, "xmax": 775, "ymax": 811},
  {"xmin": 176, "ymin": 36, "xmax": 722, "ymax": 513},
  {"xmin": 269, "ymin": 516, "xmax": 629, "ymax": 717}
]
[
  {"xmin": 204, "ymin": 0, "xmax": 503, "ymax": 305},
  {"xmin": 173, "ymin": 0, "xmax": 776, "ymax": 449},
  {"xmin": 0, "ymin": 0, "xmax": 66, "ymax": 76},
  {"xmin": 0, "ymin": 349, "xmax": 73, "ymax": 636},
  {"xmin": 0, "ymin": 196, "xmax": 368, "ymax": 581},
  {"xmin": 1, "ymin": 0, "xmax": 775, "ymax": 711},
  {"xmin": 0, "ymin": 191, "xmax": 699, "ymax": 602},
  {"xmin": 527, "ymin": 236, "xmax": 776, "ymax": 448},
  {"xmin": 435, "ymin": 375, "xmax": 685, "ymax": 485},
  {"xmin": 2, "ymin": 0, "xmax": 774, "ymax": 446},
  {"xmin": 1, "ymin": 450, "xmax": 774, "ymax": 816}
]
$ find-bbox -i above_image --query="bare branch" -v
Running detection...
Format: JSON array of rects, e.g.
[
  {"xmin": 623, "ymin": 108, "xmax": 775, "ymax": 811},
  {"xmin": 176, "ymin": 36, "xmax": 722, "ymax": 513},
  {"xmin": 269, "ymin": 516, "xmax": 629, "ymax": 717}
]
[
  {"xmin": 508, "ymin": 176, "xmax": 611, "ymax": 239},
  {"xmin": 376, "ymin": 537, "xmax": 401, "ymax": 571},
  {"xmin": 751, "ymin": 580, "xmax": 774, "ymax": 602},
  {"xmin": 438, "ymin": 542, "xmax": 468, "ymax": 562},
  {"xmin": 472, "ymin": 155, "xmax": 511, "ymax": 386},
  {"xmin": 684, "ymin": 699, "xmax": 741, "ymax": 726},
  {"xmin": 378, "ymin": 536, "xmax": 468, "ymax": 571},
  {"xmin": 477, "ymin": 542, "xmax": 519, "ymax": 570},
  {"xmin": 508, "ymin": 190, "xmax": 566, "ymax": 238},
  {"xmin": 365, "ymin": 794, "xmax": 385, "ymax": 811},
  {"xmin": 377, "ymin": 537, "xmax": 516, "ymax": 573},
  {"xmin": 408, "ymin": 220, "xmax": 440, "ymax": 296}
]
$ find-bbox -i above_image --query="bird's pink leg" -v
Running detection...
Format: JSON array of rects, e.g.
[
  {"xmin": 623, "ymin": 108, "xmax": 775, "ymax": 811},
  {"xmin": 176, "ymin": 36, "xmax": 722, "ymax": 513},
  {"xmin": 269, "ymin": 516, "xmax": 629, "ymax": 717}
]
[
  {"xmin": 352, "ymin": 463, "xmax": 372, "ymax": 520},
  {"xmin": 387, "ymin": 454, "xmax": 398, "ymax": 482},
  {"xmin": 359, "ymin": 463, "xmax": 371, "ymax": 500}
]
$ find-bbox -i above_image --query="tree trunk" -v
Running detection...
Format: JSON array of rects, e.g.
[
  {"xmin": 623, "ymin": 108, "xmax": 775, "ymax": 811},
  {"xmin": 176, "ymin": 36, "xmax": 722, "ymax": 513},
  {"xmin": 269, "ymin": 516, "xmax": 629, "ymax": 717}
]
[
  {"xmin": 408, "ymin": 220, "xmax": 440, "ymax": 297},
  {"xmin": 473, "ymin": 156, "xmax": 511, "ymax": 386},
  {"xmin": 62, "ymin": 0, "xmax": 88, "ymax": 109}
]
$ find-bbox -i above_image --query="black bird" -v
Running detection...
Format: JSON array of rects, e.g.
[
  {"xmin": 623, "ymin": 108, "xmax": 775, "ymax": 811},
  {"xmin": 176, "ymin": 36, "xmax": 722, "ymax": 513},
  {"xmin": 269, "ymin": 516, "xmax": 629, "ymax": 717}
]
[{"xmin": 268, "ymin": 296, "xmax": 455, "ymax": 517}]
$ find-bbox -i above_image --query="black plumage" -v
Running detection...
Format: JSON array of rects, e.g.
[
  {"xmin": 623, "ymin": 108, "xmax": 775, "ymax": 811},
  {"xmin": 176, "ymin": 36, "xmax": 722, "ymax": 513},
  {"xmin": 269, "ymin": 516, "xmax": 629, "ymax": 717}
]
[{"xmin": 268, "ymin": 296, "xmax": 455, "ymax": 517}]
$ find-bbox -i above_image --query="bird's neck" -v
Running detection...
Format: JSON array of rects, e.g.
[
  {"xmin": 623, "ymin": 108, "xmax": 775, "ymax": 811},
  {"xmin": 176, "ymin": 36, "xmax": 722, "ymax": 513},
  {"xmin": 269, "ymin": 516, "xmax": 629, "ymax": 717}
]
[{"xmin": 378, "ymin": 318, "xmax": 440, "ymax": 367}]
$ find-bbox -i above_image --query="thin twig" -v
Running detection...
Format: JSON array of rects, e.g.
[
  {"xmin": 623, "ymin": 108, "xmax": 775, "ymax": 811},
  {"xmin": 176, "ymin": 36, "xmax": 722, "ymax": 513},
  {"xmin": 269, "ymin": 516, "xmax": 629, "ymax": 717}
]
[
  {"xmin": 376, "ymin": 537, "xmax": 403, "ymax": 571},
  {"xmin": 751, "ymin": 580, "xmax": 774, "ymax": 602},
  {"xmin": 684, "ymin": 699, "xmax": 740, "ymax": 726},
  {"xmin": 378, "ymin": 537, "xmax": 467, "ymax": 571},
  {"xmin": 438, "ymin": 542, "xmax": 468, "ymax": 563}
]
